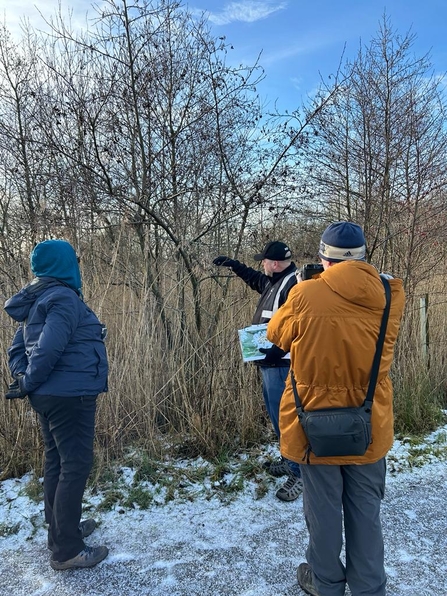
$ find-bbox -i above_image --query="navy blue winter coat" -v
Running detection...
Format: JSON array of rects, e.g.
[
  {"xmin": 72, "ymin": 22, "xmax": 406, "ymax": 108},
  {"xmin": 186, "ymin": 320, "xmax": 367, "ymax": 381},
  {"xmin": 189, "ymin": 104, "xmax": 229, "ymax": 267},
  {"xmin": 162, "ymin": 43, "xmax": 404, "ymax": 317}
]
[{"xmin": 5, "ymin": 278, "xmax": 108, "ymax": 397}]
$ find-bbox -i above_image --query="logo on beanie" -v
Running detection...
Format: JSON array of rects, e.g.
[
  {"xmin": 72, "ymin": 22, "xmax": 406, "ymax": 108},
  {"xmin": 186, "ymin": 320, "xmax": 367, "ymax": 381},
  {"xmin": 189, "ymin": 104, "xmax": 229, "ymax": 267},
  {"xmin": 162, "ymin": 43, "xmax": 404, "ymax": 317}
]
[{"xmin": 318, "ymin": 222, "xmax": 366, "ymax": 262}]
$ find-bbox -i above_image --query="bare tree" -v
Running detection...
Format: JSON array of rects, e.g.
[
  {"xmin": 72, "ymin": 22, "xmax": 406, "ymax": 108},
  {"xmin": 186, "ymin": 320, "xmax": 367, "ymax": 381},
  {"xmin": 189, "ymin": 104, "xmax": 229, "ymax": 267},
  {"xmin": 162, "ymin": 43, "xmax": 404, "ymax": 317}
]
[
  {"xmin": 26, "ymin": 0, "xmax": 339, "ymax": 337},
  {"xmin": 0, "ymin": 0, "xmax": 343, "ymax": 456},
  {"xmin": 301, "ymin": 16, "xmax": 447, "ymax": 294}
]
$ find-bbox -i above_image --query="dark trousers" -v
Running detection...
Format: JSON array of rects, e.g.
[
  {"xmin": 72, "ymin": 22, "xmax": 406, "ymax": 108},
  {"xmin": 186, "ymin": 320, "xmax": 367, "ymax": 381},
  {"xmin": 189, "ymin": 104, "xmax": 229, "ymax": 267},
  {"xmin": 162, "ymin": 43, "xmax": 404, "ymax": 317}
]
[
  {"xmin": 29, "ymin": 394, "xmax": 97, "ymax": 562},
  {"xmin": 301, "ymin": 460, "xmax": 387, "ymax": 596}
]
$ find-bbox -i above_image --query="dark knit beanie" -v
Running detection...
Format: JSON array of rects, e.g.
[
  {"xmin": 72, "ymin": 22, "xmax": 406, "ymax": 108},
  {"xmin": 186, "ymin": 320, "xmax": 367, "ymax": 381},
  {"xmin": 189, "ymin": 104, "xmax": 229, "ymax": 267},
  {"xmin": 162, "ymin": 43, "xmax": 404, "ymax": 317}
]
[{"xmin": 318, "ymin": 221, "xmax": 366, "ymax": 262}]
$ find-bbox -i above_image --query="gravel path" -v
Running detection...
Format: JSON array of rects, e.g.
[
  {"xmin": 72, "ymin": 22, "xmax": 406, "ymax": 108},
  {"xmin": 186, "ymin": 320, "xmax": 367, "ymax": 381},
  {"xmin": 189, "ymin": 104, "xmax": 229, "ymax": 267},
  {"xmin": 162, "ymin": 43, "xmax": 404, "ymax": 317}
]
[{"xmin": 1, "ymin": 458, "xmax": 446, "ymax": 596}]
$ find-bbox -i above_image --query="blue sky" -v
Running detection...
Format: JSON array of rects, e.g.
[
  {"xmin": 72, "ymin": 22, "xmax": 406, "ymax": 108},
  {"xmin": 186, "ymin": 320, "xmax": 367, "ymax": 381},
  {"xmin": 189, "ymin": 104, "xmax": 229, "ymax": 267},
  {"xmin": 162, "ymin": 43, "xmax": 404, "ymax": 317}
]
[
  {"xmin": 1, "ymin": 0, "xmax": 446, "ymax": 113},
  {"xmin": 189, "ymin": 0, "xmax": 447, "ymax": 113}
]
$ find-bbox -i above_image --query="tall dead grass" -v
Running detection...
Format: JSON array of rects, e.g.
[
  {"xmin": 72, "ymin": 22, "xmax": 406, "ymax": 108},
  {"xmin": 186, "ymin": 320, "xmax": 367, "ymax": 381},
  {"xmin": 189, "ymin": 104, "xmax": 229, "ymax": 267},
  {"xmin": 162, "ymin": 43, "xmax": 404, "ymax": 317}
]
[
  {"xmin": 392, "ymin": 282, "xmax": 447, "ymax": 435},
  {"xmin": 1, "ymin": 246, "xmax": 446, "ymax": 479}
]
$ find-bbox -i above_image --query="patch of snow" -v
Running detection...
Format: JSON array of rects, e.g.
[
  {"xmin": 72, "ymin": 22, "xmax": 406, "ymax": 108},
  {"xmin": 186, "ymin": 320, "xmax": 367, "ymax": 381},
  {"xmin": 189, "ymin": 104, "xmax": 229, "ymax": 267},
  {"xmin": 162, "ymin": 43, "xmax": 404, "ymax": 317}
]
[{"xmin": 1, "ymin": 431, "xmax": 446, "ymax": 595}]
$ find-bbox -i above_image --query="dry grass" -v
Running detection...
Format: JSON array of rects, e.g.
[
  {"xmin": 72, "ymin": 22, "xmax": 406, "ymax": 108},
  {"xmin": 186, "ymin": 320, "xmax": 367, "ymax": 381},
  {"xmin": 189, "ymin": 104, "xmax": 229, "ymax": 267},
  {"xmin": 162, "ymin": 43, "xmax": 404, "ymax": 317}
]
[
  {"xmin": 1, "ymin": 244, "xmax": 446, "ymax": 479},
  {"xmin": 392, "ymin": 285, "xmax": 447, "ymax": 436}
]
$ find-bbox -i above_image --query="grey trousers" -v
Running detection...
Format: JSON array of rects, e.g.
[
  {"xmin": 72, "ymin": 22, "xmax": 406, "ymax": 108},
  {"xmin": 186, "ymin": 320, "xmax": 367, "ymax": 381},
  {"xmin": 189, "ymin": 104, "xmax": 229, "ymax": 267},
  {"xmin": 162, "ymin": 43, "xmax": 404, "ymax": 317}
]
[{"xmin": 300, "ymin": 459, "xmax": 387, "ymax": 596}]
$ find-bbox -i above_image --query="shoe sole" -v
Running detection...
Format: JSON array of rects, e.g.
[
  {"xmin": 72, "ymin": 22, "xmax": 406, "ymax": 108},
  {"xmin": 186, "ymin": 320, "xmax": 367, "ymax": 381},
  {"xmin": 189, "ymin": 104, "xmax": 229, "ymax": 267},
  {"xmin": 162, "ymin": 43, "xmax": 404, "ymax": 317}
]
[
  {"xmin": 263, "ymin": 462, "xmax": 289, "ymax": 477},
  {"xmin": 276, "ymin": 491, "xmax": 301, "ymax": 501},
  {"xmin": 266, "ymin": 469, "xmax": 289, "ymax": 478},
  {"xmin": 50, "ymin": 547, "xmax": 109, "ymax": 570},
  {"xmin": 276, "ymin": 485, "xmax": 303, "ymax": 501}
]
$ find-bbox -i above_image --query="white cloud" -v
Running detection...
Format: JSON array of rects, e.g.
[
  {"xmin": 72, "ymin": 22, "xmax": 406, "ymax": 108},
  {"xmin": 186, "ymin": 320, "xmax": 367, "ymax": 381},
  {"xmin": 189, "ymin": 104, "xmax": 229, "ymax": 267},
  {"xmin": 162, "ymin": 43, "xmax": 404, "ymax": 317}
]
[
  {"xmin": 261, "ymin": 35, "xmax": 335, "ymax": 68},
  {"xmin": 0, "ymin": 0, "xmax": 102, "ymax": 40},
  {"xmin": 203, "ymin": 1, "xmax": 287, "ymax": 26}
]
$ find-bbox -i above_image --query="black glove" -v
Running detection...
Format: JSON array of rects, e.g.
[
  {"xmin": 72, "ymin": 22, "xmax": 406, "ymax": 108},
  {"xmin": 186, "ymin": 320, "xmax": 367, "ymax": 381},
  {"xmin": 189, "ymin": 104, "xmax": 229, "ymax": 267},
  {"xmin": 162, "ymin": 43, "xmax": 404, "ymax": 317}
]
[
  {"xmin": 5, "ymin": 375, "xmax": 27, "ymax": 400},
  {"xmin": 213, "ymin": 256, "xmax": 237, "ymax": 268},
  {"xmin": 259, "ymin": 344, "xmax": 287, "ymax": 365}
]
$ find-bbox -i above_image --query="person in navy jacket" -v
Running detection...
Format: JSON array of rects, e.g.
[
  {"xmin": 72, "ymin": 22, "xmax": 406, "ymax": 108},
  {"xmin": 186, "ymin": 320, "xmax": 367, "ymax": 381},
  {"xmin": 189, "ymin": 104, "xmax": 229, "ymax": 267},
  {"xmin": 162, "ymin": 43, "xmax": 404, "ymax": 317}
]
[{"xmin": 4, "ymin": 239, "xmax": 109, "ymax": 570}]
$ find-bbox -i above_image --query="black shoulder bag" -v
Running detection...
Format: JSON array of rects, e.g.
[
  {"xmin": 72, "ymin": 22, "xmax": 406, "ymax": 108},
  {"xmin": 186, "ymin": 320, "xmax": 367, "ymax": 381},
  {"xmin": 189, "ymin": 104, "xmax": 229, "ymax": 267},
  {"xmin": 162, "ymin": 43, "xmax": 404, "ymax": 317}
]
[{"xmin": 290, "ymin": 276, "xmax": 391, "ymax": 461}]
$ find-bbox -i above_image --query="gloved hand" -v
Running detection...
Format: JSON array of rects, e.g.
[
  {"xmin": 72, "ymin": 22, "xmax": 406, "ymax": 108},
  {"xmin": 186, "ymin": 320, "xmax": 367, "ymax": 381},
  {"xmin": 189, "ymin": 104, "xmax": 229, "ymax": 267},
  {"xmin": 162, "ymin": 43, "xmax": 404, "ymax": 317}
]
[
  {"xmin": 5, "ymin": 375, "xmax": 27, "ymax": 400},
  {"xmin": 259, "ymin": 344, "xmax": 287, "ymax": 365},
  {"xmin": 213, "ymin": 256, "xmax": 237, "ymax": 268}
]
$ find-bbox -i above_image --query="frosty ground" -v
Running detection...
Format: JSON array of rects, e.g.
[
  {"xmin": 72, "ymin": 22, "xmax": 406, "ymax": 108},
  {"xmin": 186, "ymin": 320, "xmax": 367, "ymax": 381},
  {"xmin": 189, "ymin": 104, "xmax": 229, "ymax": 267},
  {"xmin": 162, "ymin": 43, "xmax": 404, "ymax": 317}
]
[{"xmin": 1, "ymin": 428, "xmax": 446, "ymax": 596}]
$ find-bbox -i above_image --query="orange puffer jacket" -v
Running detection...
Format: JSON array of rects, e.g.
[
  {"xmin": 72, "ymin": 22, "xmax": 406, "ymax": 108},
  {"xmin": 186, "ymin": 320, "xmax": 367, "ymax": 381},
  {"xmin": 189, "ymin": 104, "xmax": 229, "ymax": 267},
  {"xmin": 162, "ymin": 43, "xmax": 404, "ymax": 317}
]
[{"xmin": 267, "ymin": 260, "xmax": 405, "ymax": 465}]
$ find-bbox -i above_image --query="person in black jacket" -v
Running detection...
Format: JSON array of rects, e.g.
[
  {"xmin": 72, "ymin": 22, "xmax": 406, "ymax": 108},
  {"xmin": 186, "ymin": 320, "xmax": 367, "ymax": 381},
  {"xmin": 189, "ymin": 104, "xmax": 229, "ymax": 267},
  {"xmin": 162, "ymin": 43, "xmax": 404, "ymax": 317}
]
[{"xmin": 213, "ymin": 241, "xmax": 302, "ymax": 501}]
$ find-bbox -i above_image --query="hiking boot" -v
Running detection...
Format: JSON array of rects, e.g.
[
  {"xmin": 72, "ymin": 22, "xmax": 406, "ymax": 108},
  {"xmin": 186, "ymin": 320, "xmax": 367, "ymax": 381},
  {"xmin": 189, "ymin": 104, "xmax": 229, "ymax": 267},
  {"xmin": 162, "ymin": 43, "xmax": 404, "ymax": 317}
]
[
  {"xmin": 48, "ymin": 519, "xmax": 97, "ymax": 551},
  {"xmin": 276, "ymin": 474, "xmax": 303, "ymax": 501},
  {"xmin": 297, "ymin": 563, "xmax": 320, "ymax": 596},
  {"xmin": 79, "ymin": 518, "xmax": 97, "ymax": 538},
  {"xmin": 50, "ymin": 545, "xmax": 109, "ymax": 570},
  {"xmin": 263, "ymin": 458, "xmax": 290, "ymax": 477}
]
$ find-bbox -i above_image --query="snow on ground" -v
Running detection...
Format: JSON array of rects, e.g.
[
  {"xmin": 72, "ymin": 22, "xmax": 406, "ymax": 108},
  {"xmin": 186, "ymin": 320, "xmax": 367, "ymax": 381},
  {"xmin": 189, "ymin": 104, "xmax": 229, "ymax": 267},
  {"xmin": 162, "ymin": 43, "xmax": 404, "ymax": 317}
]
[{"xmin": 1, "ymin": 428, "xmax": 447, "ymax": 596}]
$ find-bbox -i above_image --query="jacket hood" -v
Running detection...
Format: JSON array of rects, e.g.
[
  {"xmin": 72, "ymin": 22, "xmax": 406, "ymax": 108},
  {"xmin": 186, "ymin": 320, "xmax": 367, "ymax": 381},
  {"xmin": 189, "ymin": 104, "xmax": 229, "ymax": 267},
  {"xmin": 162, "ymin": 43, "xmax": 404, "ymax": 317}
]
[
  {"xmin": 321, "ymin": 260, "xmax": 385, "ymax": 310},
  {"xmin": 30, "ymin": 239, "xmax": 82, "ymax": 294},
  {"xmin": 4, "ymin": 278, "xmax": 64, "ymax": 322}
]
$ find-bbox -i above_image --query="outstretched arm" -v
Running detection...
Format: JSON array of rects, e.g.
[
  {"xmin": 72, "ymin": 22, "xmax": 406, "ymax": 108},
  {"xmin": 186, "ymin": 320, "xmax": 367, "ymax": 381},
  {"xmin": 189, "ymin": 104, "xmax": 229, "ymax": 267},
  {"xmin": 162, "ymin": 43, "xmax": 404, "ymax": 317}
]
[{"xmin": 213, "ymin": 256, "xmax": 269, "ymax": 294}]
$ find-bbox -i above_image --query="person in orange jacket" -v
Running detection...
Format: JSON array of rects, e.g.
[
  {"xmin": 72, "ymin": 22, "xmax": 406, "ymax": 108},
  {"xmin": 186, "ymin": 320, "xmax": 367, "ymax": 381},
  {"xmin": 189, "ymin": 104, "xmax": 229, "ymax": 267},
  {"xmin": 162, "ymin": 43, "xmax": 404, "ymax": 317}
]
[{"xmin": 267, "ymin": 222, "xmax": 405, "ymax": 596}]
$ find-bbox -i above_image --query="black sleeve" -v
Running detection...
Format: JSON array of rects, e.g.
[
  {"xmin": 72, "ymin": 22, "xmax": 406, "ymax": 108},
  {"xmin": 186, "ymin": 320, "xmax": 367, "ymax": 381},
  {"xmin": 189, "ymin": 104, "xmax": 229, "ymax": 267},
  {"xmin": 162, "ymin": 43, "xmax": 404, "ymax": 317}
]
[{"xmin": 229, "ymin": 260, "xmax": 270, "ymax": 294}]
